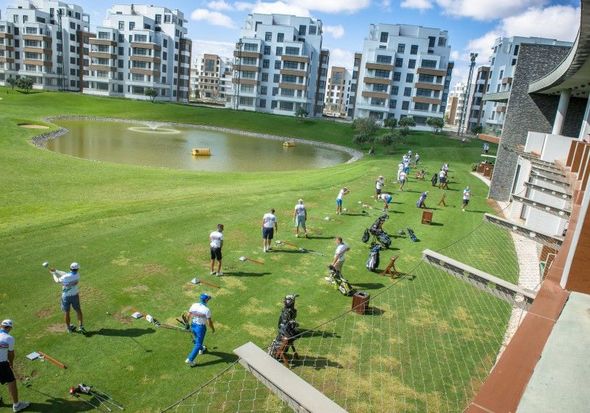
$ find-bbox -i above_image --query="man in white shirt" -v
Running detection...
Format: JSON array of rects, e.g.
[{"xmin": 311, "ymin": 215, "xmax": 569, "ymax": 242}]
[
  {"xmin": 336, "ymin": 187, "xmax": 350, "ymax": 215},
  {"xmin": 374, "ymin": 176, "xmax": 384, "ymax": 200},
  {"xmin": 262, "ymin": 208, "xmax": 278, "ymax": 252},
  {"xmin": 462, "ymin": 186, "xmax": 471, "ymax": 212},
  {"xmin": 0, "ymin": 320, "xmax": 29, "ymax": 412},
  {"xmin": 331, "ymin": 237, "xmax": 350, "ymax": 273},
  {"xmin": 209, "ymin": 224, "xmax": 224, "ymax": 276},
  {"xmin": 185, "ymin": 294, "xmax": 215, "ymax": 367},
  {"xmin": 48, "ymin": 262, "xmax": 85, "ymax": 334},
  {"xmin": 399, "ymin": 170, "xmax": 407, "ymax": 191},
  {"xmin": 293, "ymin": 200, "xmax": 307, "ymax": 238}
]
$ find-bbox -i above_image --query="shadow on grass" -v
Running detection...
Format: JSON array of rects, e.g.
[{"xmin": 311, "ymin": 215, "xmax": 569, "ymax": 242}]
[
  {"xmin": 20, "ymin": 385, "xmax": 95, "ymax": 412},
  {"xmin": 353, "ymin": 282, "xmax": 386, "ymax": 290},
  {"xmin": 85, "ymin": 327, "xmax": 156, "ymax": 338},
  {"xmin": 290, "ymin": 355, "xmax": 342, "ymax": 370},
  {"xmin": 430, "ymin": 222, "xmax": 444, "ymax": 226},
  {"xmin": 223, "ymin": 271, "xmax": 270, "ymax": 277},
  {"xmin": 342, "ymin": 212, "xmax": 369, "ymax": 216},
  {"xmin": 306, "ymin": 235, "xmax": 334, "ymax": 240},
  {"xmin": 297, "ymin": 328, "xmax": 340, "ymax": 338},
  {"xmin": 365, "ymin": 306, "xmax": 385, "ymax": 316},
  {"xmin": 195, "ymin": 350, "xmax": 239, "ymax": 367}
]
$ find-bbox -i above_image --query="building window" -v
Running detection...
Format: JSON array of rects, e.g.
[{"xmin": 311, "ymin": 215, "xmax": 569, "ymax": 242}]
[
  {"xmin": 410, "ymin": 45, "xmax": 418, "ymax": 55},
  {"xmin": 406, "ymin": 73, "xmax": 414, "ymax": 83},
  {"xmin": 309, "ymin": 26, "xmax": 316, "ymax": 35},
  {"xmin": 374, "ymin": 69, "xmax": 390, "ymax": 78},
  {"xmin": 275, "ymin": 46, "xmax": 283, "ymax": 56},
  {"xmin": 273, "ymin": 74, "xmax": 280, "ymax": 83},
  {"xmin": 277, "ymin": 33, "xmax": 284, "ymax": 42},
  {"xmin": 414, "ymin": 102, "xmax": 429, "ymax": 111},
  {"xmin": 402, "ymin": 101, "xmax": 409, "ymax": 110},
  {"xmin": 403, "ymin": 87, "xmax": 412, "ymax": 97},
  {"xmin": 393, "ymin": 72, "xmax": 401, "ymax": 81},
  {"xmin": 428, "ymin": 36, "xmax": 436, "ymax": 48},
  {"xmin": 397, "ymin": 43, "xmax": 405, "ymax": 53},
  {"xmin": 263, "ymin": 45, "xmax": 271, "ymax": 55},
  {"xmin": 274, "ymin": 60, "xmax": 281, "ymax": 69},
  {"xmin": 262, "ymin": 59, "xmax": 269, "ymax": 68},
  {"xmin": 376, "ymin": 55, "xmax": 392, "ymax": 64},
  {"xmin": 391, "ymin": 86, "xmax": 399, "ymax": 95},
  {"xmin": 155, "ymin": 14, "xmax": 161, "ymax": 24},
  {"xmin": 259, "ymin": 99, "xmax": 266, "ymax": 108},
  {"xmin": 395, "ymin": 58, "xmax": 403, "ymax": 67},
  {"xmin": 243, "ymin": 43, "xmax": 258, "ymax": 52},
  {"xmin": 389, "ymin": 99, "xmax": 397, "ymax": 109},
  {"xmin": 514, "ymin": 45, "xmax": 519, "ymax": 56},
  {"xmin": 129, "ymin": 22, "xmax": 135, "ymax": 31},
  {"xmin": 261, "ymin": 73, "xmax": 268, "ymax": 81},
  {"xmin": 512, "ymin": 58, "xmax": 517, "ymax": 66},
  {"xmin": 298, "ymin": 25, "xmax": 306, "ymax": 36},
  {"xmin": 421, "ymin": 59, "xmax": 437, "ymax": 68},
  {"xmin": 285, "ymin": 46, "xmax": 299, "ymax": 55},
  {"xmin": 380, "ymin": 32, "xmax": 388, "ymax": 43},
  {"xmin": 265, "ymin": 32, "xmax": 272, "ymax": 41}
]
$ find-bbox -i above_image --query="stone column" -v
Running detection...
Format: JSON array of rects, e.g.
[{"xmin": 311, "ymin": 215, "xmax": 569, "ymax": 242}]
[
  {"xmin": 578, "ymin": 97, "xmax": 590, "ymax": 140},
  {"xmin": 552, "ymin": 89, "xmax": 571, "ymax": 135}
]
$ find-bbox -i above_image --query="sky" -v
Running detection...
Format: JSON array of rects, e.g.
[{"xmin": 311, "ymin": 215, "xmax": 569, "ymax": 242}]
[{"xmin": 0, "ymin": 0, "xmax": 582, "ymax": 85}]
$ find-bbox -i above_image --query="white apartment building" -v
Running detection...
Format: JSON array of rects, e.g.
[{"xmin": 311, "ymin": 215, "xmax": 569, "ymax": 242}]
[
  {"xmin": 228, "ymin": 13, "xmax": 328, "ymax": 117},
  {"xmin": 352, "ymin": 24, "xmax": 452, "ymax": 124},
  {"xmin": 324, "ymin": 66, "xmax": 351, "ymax": 117},
  {"xmin": 190, "ymin": 53, "xmax": 232, "ymax": 104},
  {"xmin": 482, "ymin": 36, "xmax": 572, "ymax": 134},
  {"xmin": 445, "ymin": 81, "xmax": 466, "ymax": 125},
  {"xmin": 467, "ymin": 65, "xmax": 490, "ymax": 131},
  {"xmin": 84, "ymin": 4, "xmax": 191, "ymax": 102},
  {"xmin": 0, "ymin": 0, "xmax": 90, "ymax": 91}
]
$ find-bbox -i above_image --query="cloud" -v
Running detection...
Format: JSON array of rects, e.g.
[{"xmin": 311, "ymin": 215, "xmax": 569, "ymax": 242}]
[
  {"xmin": 251, "ymin": 1, "xmax": 310, "ymax": 17},
  {"xmin": 401, "ymin": 0, "xmax": 433, "ymax": 11},
  {"xmin": 329, "ymin": 48, "xmax": 355, "ymax": 71},
  {"xmin": 435, "ymin": 0, "xmax": 548, "ymax": 21},
  {"xmin": 324, "ymin": 25, "xmax": 345, "ymax": 39},
  {"xmin": 381, "ymin": 0, "xmax": 392, "ymax": 12},
  {"xmin": 235, "ymin": 1, "xmax": 255, "ymax": 11},
  {"xmin": 207, "ymin": 0, "xmax": 233, "ymax": 11},
  {"xmin": 190, "ymin": 9, "xmax": 236, "ymax": 28},
  {"xmin": 192, "ymin": 39, "xmax": 236, "ymax": 61},
  {"xmin": 295, "ymin": 0, "xmax": 370, "ymax": 13},
  {"xmin": 450, "ymin": 50, "xmax": 460, "ymax": 60}
]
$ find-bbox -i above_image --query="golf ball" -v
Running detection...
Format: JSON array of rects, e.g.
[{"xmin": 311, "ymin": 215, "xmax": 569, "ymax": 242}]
[{"xmin": 42, "ymin": 262, "xmax": 49, "ymax": 268}]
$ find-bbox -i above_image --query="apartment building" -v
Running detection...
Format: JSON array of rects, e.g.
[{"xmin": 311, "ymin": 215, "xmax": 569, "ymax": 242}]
[
  {"xmin": 228, "ymin": 13, "xmax": 328, "ymax": 117},
  {"xmin": 445, "ymin": 81, "xmax": 466, "ymax": 125},
  {"xmin": 467, "ymin": 66, "xmax": 490, "ymax": 131},
  {"xmin": 0, "ymin": 0, "xmax": 90, "ymax": 91},
  {"xmin": 324, "ymin": 66, "xmax": 351, "ymax": 117},
  {"xmin": 190, "ymin": 53, "xmax": 232, "ymax": 104},
  {"xmin": 482, "ymin": 36, "xmax": 572, "ymax": 134},
  {"xmin": 352, "ymin": 24, "xmax": 452, "ymax": 124},
  {"xmin": 84, "ymin": 4, "xmax": 191, "ymax": 102}
]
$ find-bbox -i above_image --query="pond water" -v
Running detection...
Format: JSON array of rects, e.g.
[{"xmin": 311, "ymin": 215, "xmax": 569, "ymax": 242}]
[{"xmin": 47, "ymin": 120, "xmax": 352, "ymax": 172}]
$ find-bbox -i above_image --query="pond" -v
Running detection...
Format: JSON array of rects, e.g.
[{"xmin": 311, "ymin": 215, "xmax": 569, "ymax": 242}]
[{"xmin": 46, "ymin": 119, "xmax": 353, "ymax": 172}]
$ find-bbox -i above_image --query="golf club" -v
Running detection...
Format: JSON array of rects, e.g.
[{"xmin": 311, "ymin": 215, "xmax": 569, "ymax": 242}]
[
  {"xmin": 191, "ymin": 277, "xmax": 220, "ymax": 289},
  {"xmin": 71, "ymin": 384, "xmax": 124, "ymax": 411},
  {"xmin": 146, "ymin": 314, "xmax": 190, "ymax": 333},
  {"xmin": 239, "ymin": 256, "xmax": 264, "ymax": 265},
  {"xmin": 275, "ymin": 240, "xmax": 299, "ymax": 248}
]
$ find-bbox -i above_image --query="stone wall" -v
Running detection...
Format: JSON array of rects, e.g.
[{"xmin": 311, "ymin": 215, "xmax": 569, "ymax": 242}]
[{"xmin": 489, "ymin": 44, "xmax": 577, "ymax": 201}]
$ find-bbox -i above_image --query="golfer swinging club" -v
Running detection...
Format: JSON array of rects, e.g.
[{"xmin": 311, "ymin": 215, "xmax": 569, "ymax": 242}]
[
  {"xmin": 185, "ymin": 293, "xmax": 215, "ymax": 367},
  {"xmin": 48, "ymin": 262, "xmax": 85, "ymax": 334},
  {"xmin": 0, "ymin": 320, "xmax": 29, "ymax": 412}
]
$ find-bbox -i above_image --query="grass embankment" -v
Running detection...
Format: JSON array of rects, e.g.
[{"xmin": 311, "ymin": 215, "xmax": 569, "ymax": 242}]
[{"xmin": 0, "ymin": 89, "xmax": 511, "ymax": 412}]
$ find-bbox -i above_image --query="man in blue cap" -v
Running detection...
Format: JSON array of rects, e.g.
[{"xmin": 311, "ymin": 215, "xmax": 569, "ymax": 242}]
[{"xmin": 185, "ymin": 293, "xmax": 215, "ymax": 367}]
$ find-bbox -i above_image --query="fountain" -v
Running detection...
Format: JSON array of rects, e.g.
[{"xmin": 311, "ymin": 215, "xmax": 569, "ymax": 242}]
[{"xmin": 128, "ymin": 121, "xmax": 180, "ymax": 135}]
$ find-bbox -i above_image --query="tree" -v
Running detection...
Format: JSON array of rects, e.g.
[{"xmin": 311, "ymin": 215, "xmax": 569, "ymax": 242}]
[
  {"xmin": 426, "ymin": 117, "xmax": 444, "ymax": 133},
  {"xmin": 16, "ymin": 77, "xmax": 34, "ymax": 94},
  {"xmin": 398, "ymin": 116, "xmax": 416, "ymax": 128},
  {"xmin": 352, "ymin": 117, "xmax": 379, "ymax": 145},
  {"xmin": 295, "ymin": 106, "xmax": 308, "ymax": 121},
  {"xmin": 384, "ymin": 117, "xmax": 397, "ymax": 131},
  {"xmin": 379, "ymin": 131, "xmax": 397, "ymax": 146},
  {"xmin": 6, "ymin": 77, "xmax": 16, "ymax": 90},
  {"xmin": 471, "ymin": 125, "xmax": 483, "ymax": 135},
  {"xmin": 145, "ymin": 88, "xmax": 158, "ymax": 103}
]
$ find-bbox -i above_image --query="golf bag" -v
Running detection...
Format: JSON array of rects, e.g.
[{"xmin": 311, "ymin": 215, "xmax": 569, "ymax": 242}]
[
  {"xmin": 366, "ymin": 213, "xmax": 392, "ymax": 248},
  {"xmin": 407, "ymin": 227, "xmax": 418, "ymax": 242},
  {"xmin": 327, "ymin": 265, "xmax": 356, "ymax": 296},
  {"xmin": 277, "ymin": 295, "xmax": 298, "ymax": 329},
  {"xmin": 268, "ymin": 319, "xmax": 299, "ymax": 366},
  {"xmin": 366, "ymin": 243, "xmax": 381, "ymax": 272},
  {"xmin": 361, "ymin": 228, "xmax": 370, "ymax": 243}
]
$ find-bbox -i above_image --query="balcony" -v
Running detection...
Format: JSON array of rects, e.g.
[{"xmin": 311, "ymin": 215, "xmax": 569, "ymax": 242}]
[
  {"xmin": 234, "ymin": 50, "xmax": 261, "ymax": 59},
  {"xmin": 130, "ymin": 68, "xmax": 160, "ymax": 77},
  {"xmin": 130, "ymin": 55, "xmax": 161, "ymax": 64},
  {"xmin": 90, "ymin": 38, "xmax": 117, "ymax": 47},
  {"xmin": 279, "ymin": 82, "xmax": 306, "ymax": 91},
  {"xmin": 281, "ymin": 54, "xmax": 309, "ymax": 63},
  {"xmin": 130, "ymin": 42, "xmax": 161, "ymax": 50},
  {"xmin": 235, "ymin": 64, "xmax": 259, "ymax": 73},
  {"xmin": 89, "ymin": 64, "xmax": 116, "ymax": 72},
  {"xmin": 280, "ymin": 68, "xmax": 306, "ymax": 77},
  {"xmin": 0, "ymin": 56, "xmax": 15, "ymax": 63},
  {"xmin": 23, "ymin": 59, "xmax": 52, "ymax": 67},
  {"xmin": 501, "ymin": 76, "xmax": 513, "ymax": 85},
  {"xmin": 496, "ymin": 105, "xmax": 506, "ymax": 113},
  {"xmin": 23, "ymin": 34, "xmax": 51, "ymax": 43},
  {"xmin": 361, "ymin": 91, "xmax": 389, "ymax": 99},
  {"xmin": 363, "ymin": 76, "xmax": 390, "ymax": 85},
  {"xmin": 365, "ymin": 62, "xmax": 393, "ymax": 71},
  {"xmin": 91, "ymin": 51, "xmax": 117, "ymax": 59},
  {"xmin": 0, "ymin": 45, "xmax": 15, "ymax": 52},
  {"xmin": 416, "ymin": 67, "xmax": 446, "ymax": 76},
  {"xmin": 24, "ymin": 46, "xmax": 52, "ymax": 55},
  {"xmin": 232, "ymin": 78, "xmax": 258, "ymax": 86},
  {"xmin": 415, "ymin": 82, "xmax": 443, "ymax": 91},
  {"xmin": 482, "ymin": 91, "xmax": 510, "ymax": 102},
  {"xmin": 412, "ymin": 96, "xmax": 441, "ymax": 105},
  {"xmin": 0, "ymin": 33, "xmax": 14, "ymax": 39}
]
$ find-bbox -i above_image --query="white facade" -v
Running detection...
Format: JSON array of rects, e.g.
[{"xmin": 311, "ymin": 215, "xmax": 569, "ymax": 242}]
[
  {"xmin": 0, "ymin": 0, "xmax": 90, "ymax": 91},
  {"xmin": 482, "ymin": 36, "xmax": 572, "ymax": 134},
  {"xmin": 352, "ymin": 24, "xmax": 452, "ymax": 124},
  {"xmin": 228, "ymin": 13, "xmax": 328, "ymax": 117},
  {"xmin": 324, "ymin": 66, "xmax": 351, "ymax": 117},
  {"xmin": 446, "ymin": 81, "xmax": 466, "ymax": 125},
  {"xmin": 190, "ymin": 53, "xmax": 232, "ymax": 104},
  {"xmin": 83, "ymin": 4, "xmax": 191, "ymax": 102}
]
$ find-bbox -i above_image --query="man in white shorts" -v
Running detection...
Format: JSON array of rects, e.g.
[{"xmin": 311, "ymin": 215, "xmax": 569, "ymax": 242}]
[
  {"xmin": 462, "ymin": 186, "xmax": 471, "ymax": 212},
  {"xmin": 374, "ymin": 176, "xmax": 385, "ymax": 200},
  {"xmin": 48, "ymin": 262, "xmax": 85, "ymax": 334},
  {"xmin": 399, "ymin": 170, "xmax": 407, "ymax": 191},
  {"xmin": 185, "ymin": 294, "xmax": 215, "ymax": 367},
  {"xmin": 0, "ymin": 320, "xmax": 29, "ymax": 412},
  {"xmin": 262, "ymin": 208, "xmax": 278, "ymax": 252},
  {"xmin": 209, "ymin": 224, "xmax": 224, "ymax": 276},
  {"xmin": 331, "ymin": 237, "xmax": 349, "ymax": 273},
  {"xmin": 293, "ymin": 199, "xmax": 308, "ymax": 238}
]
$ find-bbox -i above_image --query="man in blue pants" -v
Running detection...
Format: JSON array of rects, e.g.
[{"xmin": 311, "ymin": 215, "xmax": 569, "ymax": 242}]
[{"xmin": 185, "ymin": 293, "xmax": 215, "ymax": 367}]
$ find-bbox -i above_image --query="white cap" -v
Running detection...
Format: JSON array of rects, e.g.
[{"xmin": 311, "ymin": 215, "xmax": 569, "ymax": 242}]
[
  {"xmin": 1, "ymin": 319, "xmax": 13, "ymax": 327},
  {"xmin": 70, "ymin": 262, "xmax": 80, "ymax": 270}
]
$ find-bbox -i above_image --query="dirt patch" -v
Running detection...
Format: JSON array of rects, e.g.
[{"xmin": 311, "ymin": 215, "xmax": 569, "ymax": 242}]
[
  {"xmin": 487, "ymin": 198, "xmax": 505, "ymax": 215},
  {"xmin": 142, "ymin": 263, "xmax": 167, "ymax": 276},
  {"xmin": 123, "ymin": 285, "xmax": 149, "ymax": 293},
  {"xmin": 241, "ymin": 322, "xmax": 273, "ymax": 339},
  {"xmin": 239, "ymin": 298, "xmax": 273, "ymax": 316},
  {"xmin": 46, "ymin": 323, "xmax": 66, "ymax": 333},
  {"xmin": 276, "ymin": 278, "xmax": 295, "ymax": 286},
  {"xmin": 35, "ymin": 307, "xmax": 53, "ymax": 318},
  {"xmin": 220, "ymin": 277, "xmax": 248, "ymax": 291},
  {"xmin": 112, "ymin": 312, "xmax": 132, "ymax": 324},
  {"xmin": 19, "ymin": 124, "xmax": 49, "ymax": 129},
  {"xmin": 306, "ymin": 304, "xmax": 319, "ymax": 314}
]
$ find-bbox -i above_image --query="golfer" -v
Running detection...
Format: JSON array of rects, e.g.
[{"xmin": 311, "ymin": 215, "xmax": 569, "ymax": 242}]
[
  {"xmin": 375, "ymin": 176, "xmax": 385, "ymax": 199},
  {"xmin": 336, "ymin": 187, "xmax": 350, "ymax": 215},
  {"xmin": 49, "ymin": 262, "xmax": 85, "ymax": 334},
  {"xmin": 262, "ymin": 208, "xmax": 278, "ymax": 252},
  {"xmin": 462, "ymin": 186, "xmax": 471, "ymax": 212},
  {"xmin": 331, "ymin": 237, "xmax": 350, "ymax": 273},
  {"xmin": 0, "ymin": 320, "xmax": 29, "ymax": 412},
  {"xmin": 209, "ymin": 224, "xmax": 224, "ymax": 276},
  {"xmin": 379, "ymin": 193, "xmax": 393, "ymax": 211},
  {"xmin": 293, "ymin": 199, "xmax": 308, "ymax": 238},
  {"xmin": 185, "ymin": 293, "xmax": 215, "ymax": 367},
  {"xmin": 399, "ymin": 170, "xmax": 407, "ymax": 191}
]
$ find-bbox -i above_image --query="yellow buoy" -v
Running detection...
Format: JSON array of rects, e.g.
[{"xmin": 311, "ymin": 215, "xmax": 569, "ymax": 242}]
[
  {"xmin": 192, "ymin": 148, "xmax": 211, "ymax": 156},
  {"xmin": 282, "ymin": 140, "xmax": 296, "ymax": 148}
]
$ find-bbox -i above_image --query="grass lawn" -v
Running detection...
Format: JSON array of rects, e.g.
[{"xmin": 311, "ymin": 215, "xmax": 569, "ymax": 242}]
[{"xmin": 0, "ymin": 89, "xmax": 513, "ymax": 412}]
